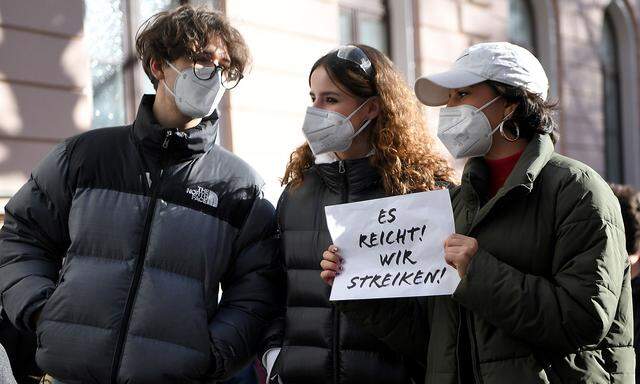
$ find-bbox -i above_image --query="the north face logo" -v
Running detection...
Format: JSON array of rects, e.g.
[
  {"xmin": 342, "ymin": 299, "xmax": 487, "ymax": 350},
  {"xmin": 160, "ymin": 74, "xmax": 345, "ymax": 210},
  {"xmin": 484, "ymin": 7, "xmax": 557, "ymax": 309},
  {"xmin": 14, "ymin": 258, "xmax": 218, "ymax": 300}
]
[{"xmin": 186, "ymin": 186, "xmax": 218, "ymax": 208}]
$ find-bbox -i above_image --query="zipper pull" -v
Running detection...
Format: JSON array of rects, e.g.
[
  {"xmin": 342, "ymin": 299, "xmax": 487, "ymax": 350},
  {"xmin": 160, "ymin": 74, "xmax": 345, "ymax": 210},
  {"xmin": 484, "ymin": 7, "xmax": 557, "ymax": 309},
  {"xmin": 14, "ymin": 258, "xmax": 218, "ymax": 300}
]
[
  {"xmin": 338, "ymin": 160, "xmax": 345, "ymax": 174},
  {"xmin": 162, "ymin": 130, "xmax": 173, "ymax": 149}
]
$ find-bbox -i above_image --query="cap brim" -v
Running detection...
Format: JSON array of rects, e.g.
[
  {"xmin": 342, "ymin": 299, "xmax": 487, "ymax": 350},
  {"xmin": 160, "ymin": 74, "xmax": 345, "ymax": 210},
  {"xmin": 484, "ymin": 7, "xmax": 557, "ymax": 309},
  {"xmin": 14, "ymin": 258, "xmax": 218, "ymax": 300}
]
[{"xmin": 414, "ymin": 69, "xmax": 486, "ymax": 106}]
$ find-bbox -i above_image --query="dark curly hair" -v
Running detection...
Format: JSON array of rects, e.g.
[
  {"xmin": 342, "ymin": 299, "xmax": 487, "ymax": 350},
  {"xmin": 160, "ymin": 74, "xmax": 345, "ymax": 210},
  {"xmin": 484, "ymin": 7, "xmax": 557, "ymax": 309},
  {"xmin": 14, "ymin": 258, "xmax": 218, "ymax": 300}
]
[
  {"xmin": 610, "ymin": 183, "xmax": 640, "ymax": 255},
  {"xmin": 486, "ymin": 80, "xmax": 559, "ymax": 144},
  {"xmin": 135, "ymin": 4, "xmax": 250, "ymax": 89}
]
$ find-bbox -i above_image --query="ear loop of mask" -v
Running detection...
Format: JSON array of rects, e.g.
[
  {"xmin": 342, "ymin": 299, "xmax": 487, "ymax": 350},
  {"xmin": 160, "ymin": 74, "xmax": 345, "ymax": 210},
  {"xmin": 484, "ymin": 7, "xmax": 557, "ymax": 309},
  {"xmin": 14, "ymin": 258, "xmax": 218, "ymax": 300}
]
[
  {"xmin": 345, "ymin": 98, "xmax": 374, "ymax": 139},
  {"xmin": 476, "ymin": 96, "xmax": 501, "ymax": 114},
  {"xmin": 476, "ymin": 96, "xmax": 502, "ymax": 138},
  {"xmin": 162, "ymin": 77, "xmax": 204, "ymax": 112},
  {"xmin": 478, "ymin": 96, "xmax": 518, "ymax": 141},
  {"xmin": 161, "ymin": 62, "xmax": 180, "ymax": 100}
]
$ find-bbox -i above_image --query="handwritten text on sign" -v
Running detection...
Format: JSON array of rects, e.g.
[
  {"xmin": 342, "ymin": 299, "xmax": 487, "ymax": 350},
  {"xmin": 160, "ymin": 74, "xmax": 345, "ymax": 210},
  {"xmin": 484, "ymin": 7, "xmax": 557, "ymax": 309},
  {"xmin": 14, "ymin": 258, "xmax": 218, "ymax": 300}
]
[{"xmin": 326, "ymin": 189, "xmax": 459, "ymax": 301}]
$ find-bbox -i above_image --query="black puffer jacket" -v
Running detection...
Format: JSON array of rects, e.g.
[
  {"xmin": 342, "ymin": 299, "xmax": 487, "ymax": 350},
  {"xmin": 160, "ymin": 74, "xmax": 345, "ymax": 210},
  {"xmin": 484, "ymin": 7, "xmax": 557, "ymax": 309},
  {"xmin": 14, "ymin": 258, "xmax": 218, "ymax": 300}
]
[
  {"xmin": 263, "ymin": 157, "xmax": 416, "ymax": 384},
  {"xmin": 0, "ymin": 95, "xmax": 282, "ymax": 383}
]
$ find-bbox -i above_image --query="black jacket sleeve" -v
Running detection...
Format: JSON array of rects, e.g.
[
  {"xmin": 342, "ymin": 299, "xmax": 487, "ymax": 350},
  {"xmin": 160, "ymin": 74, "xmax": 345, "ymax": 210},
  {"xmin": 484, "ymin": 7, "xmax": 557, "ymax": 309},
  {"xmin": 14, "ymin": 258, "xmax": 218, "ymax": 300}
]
[
  {"xmin": 257, "ymin": 249, "xmax": 285, "ymax": 358},
  {"xmin": 207, "ymin": 194, "xmax": 284, "ymax": 379},
  {"xmin": 0, "ymin": 142, "xmax": 72, "ymax": 332},
  {"xmin": 258, "ymin": 189, "xmax": 289, "ymax": 359}
]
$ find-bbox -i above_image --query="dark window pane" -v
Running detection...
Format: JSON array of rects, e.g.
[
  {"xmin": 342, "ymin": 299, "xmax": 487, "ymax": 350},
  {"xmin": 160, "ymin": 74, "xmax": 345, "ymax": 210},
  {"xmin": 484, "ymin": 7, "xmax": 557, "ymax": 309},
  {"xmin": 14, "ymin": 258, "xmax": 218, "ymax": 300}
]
[
  {"xmin": 509, "ymin": 0, "xmax": 537, "ymax": 54},
  {"xmin": 339, "ymin": 2, "xmax": 388, "ymax": 54},
  {"xmin": 601, "ymin": 10, "xmax": 623, "ymax": 182},
  {"xmin": 340, "ymin": 8, "xmax": 354, "ymax": 45},
  {"xmin": 358, "ymin": 15, "xmax": 388, "ymax": 55}
]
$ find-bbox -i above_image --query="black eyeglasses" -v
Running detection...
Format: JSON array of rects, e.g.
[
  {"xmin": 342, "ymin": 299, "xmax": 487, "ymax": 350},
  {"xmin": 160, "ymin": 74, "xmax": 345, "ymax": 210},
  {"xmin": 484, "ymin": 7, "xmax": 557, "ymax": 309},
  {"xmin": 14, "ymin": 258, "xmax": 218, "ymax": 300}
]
[{"xmin": 192, "ymin": 62, "xmax": 244, "ymax": 90}]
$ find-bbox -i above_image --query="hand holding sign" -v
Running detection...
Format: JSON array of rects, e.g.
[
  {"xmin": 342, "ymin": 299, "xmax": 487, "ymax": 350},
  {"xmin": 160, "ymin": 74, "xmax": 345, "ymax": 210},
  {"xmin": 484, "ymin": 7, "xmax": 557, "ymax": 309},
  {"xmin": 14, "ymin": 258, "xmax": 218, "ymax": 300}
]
[
  {"xmin": 444, "ymin": 234, "xmax": 479, "ymax": 278},
  {"xmin": 320, "ymin": 245, "xmax": 342, "ymax": 285},
  {"xmin": 324, "ymin": 189, "xmax": 460, "ymax": 301}
]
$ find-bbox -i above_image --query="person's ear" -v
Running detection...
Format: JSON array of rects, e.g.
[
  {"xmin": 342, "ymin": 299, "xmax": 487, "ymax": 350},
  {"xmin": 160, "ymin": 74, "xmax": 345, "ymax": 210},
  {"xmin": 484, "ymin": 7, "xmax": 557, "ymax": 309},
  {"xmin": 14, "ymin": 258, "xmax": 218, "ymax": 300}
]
[
  {"xmin": 150, "ymin": 58, "xmax": 165, "ymax": 83},
  {"xmin": 365, "ymin": 97, "xmax": 381, "ymax": 120}
]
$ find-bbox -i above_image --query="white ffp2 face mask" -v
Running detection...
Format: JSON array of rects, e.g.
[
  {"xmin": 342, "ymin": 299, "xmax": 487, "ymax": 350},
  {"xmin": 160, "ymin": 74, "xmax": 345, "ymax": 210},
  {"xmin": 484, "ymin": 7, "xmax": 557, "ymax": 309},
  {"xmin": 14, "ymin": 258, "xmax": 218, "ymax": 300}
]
[
  {"xmin": 437, "ymin": 96, "xmax": 512, "ymax": 159},
  {"xmin": 302, "ymin": 99, "xmax": 373, "ymax": 155},
  {"xmin": 162, "ymin": 62, "xmax": 226, "ymax": 119}
]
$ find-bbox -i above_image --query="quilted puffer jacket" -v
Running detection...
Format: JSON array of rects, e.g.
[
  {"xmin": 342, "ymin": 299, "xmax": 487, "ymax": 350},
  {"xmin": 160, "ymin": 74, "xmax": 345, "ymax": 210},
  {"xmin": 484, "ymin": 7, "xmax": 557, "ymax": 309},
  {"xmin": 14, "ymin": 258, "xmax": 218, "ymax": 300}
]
[{"xmin": 0, "ymin": 95, "xmax": 282, "ymax": 384}]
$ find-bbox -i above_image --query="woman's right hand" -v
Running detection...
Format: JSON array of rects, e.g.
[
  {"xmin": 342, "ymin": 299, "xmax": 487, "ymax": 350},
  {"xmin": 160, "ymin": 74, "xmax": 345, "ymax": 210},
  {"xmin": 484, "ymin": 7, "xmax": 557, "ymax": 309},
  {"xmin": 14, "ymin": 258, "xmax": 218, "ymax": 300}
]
[{"xmin": 320, "ymin": 245, "xmax": 343, "ymax": 286}]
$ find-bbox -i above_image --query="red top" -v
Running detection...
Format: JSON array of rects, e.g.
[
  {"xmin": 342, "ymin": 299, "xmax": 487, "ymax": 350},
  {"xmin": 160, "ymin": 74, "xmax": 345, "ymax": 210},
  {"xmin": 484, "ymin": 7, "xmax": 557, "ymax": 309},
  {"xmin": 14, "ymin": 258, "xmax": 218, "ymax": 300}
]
[{"xmin": 486, "ymin": 150, "xmax": 524, "ymax": 198}]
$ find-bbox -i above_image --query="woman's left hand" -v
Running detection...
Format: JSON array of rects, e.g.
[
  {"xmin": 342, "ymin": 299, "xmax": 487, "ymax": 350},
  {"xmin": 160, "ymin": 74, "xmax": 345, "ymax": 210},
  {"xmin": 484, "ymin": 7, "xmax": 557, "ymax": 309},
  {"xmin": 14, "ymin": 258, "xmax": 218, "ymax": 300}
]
[
  {"xmin": 444, "ymin": 234, "xmax": 478, "ymax": 278},
  {"xmin": 320, "ymin": 245, "xmax": 342, "ymax": 286}
]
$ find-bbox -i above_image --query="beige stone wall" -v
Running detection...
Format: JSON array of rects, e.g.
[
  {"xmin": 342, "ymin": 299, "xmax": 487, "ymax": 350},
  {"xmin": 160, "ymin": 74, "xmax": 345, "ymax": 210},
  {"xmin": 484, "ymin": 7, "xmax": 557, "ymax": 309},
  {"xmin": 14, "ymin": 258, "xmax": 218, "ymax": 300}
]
[
  {"xmin": 558, "ymin": 0, "xmax": 608, "ymax": 175},
  {"xmin": 414, "ymin": 0, "xmax": 509, "ymax": 175},
  {"xmin": 0, "ymin": 0, "xmax": 92, "ymax": 199},
  {"xmin": 557, "ymin": 0, "xmax": 640, "ymax": 178},
  {"xmin": 225, "ymin": 0, "xmax": 341, "ymax": 202}
]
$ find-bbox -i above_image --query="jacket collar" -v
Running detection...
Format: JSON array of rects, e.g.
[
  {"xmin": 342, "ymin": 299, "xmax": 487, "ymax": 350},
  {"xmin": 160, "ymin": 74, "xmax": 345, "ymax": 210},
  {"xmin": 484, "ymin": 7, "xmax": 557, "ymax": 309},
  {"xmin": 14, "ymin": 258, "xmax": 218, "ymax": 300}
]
[
  {"xmin": 132, "ymin": 95, "xmax": 219, "ymax": 161},
  {"xmin": 462, "ymin": 134, "xmax": 554, "ymax": 198},
  {"xmin": 459, "ymin": 134, "xmax": 555, "ymax": 233},
  {"xmin": 314, "ymin": 157, "xmax": 381, "ymax": 194}
]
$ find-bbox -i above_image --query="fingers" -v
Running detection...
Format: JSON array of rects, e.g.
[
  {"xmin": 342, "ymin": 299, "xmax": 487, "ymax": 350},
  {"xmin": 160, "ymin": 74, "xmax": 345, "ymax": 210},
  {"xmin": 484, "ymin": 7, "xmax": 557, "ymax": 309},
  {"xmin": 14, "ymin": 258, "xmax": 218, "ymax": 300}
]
[
  {"xmin": 323, "ymin": 245, "xmax": 344, "ymax": 270},
  {"xmin": 444, "ymin": 235, "xmax": 461, "ymax": 248},
  {"xmin": 445, "ymin": 258, "xmax": 457, "ymax": 269},
  {"xmin": 445, "ymin": 247, "xmax": 469, "ymax": 269},
  {"xmin": 444, "ymin": 251, "xmax": 458, "ymax": 269},
  {"xmin": 320, "ymin": 259, "xmax": 341, "ymax": 272},
  {"xmin": 445, "ymin": 234, "xmax": 468, "ymax": 246},
  {"xmin": 320, "ymin": 270, "xmax": 336, "ymax": 286},
  {"xmin": 445, "ymin": 246, "xmax": 465, "ymax": 256},
  {"xmin": 322, "ymin": 250, "xmax": 341, "ymax": 263},
  {"xmin": 321, "ymin": 245, "xmax": 344, "ymax": 286}
]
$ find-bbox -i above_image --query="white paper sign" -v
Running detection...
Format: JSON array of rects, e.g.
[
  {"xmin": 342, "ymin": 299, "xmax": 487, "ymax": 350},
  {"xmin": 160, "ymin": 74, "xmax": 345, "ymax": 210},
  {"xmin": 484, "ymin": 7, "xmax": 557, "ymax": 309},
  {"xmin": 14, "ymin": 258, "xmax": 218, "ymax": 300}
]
[{"xmin": 325, "ymin": 189, "xmax": 459, "ymax": 301}]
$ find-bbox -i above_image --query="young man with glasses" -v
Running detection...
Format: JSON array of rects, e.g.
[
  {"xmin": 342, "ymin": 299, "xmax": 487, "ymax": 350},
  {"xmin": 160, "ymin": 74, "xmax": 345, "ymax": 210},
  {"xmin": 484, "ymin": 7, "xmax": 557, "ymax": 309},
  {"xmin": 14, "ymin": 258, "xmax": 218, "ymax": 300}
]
[{"xmin": 0, "ymin": 5, "xmax": 282, "ymax": 383}]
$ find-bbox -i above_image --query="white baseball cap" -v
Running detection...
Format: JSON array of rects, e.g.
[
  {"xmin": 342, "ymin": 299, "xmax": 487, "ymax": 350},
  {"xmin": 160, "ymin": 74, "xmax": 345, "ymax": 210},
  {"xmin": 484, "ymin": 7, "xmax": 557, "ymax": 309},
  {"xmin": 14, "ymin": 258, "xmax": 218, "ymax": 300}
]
[{"xmin": 415, "ymin": 42, "xmax": 549, "ymax": 106}]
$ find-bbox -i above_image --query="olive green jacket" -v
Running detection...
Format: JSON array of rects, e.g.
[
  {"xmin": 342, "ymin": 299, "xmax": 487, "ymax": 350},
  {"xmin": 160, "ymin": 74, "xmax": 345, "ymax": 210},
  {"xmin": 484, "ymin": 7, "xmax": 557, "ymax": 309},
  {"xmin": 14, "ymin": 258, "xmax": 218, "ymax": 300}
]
[{"xmin": 337, "ymin": 134, "xmax": 634, "ymax": 383}]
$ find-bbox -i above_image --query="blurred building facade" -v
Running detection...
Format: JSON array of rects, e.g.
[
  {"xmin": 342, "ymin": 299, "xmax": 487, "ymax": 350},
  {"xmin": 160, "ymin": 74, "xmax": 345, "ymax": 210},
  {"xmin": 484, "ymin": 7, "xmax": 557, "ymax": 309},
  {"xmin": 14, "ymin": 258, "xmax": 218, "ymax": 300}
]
[{"xmin": 0, "ymin": 0, "xmax": 639, "ymax": 220}]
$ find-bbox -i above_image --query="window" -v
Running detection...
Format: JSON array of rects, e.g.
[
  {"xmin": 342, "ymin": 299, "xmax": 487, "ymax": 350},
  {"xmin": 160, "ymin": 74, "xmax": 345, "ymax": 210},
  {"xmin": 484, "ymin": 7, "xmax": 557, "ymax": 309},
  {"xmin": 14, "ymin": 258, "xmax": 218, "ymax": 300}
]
[
  {"xmin": 508, "ymin": 0, "xmax": 537, "ymax": 55},
  {"xmin": 137, "ymin": 0, "xmax": 180, "ymax": 96},
  {"xmin": 339, "ymin": 1, "xmax": 389, "ymax": 55},
  {"xmin": 509, "ymin": 0, "xmax": 560, "ymax": 100},
  {"xmin": 601, "ymin": 9, "xmax": 624, "ymax": 183},
  {"xmin": 84, "ymin": 0, "xmax": 128, "ymax": 129},
  {"xmin": 84, "ymin": 0, "xmax": 222, "ymax": 129}
]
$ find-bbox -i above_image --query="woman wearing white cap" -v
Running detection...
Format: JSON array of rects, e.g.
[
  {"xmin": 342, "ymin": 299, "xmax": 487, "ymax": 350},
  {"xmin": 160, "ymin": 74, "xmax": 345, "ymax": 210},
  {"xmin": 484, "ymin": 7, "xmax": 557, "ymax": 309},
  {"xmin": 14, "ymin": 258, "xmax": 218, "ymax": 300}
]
[{"xmin": 320, "ymin": 42, "xmax": 634, "ymax": 383}]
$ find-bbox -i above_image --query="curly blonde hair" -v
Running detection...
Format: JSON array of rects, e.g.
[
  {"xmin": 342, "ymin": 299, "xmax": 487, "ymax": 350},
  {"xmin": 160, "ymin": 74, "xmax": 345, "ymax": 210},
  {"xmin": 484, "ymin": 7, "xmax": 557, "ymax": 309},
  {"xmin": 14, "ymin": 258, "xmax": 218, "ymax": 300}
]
[{"xmin": 282, "ymin": 44, "xmax": 454, "ymax": 195}]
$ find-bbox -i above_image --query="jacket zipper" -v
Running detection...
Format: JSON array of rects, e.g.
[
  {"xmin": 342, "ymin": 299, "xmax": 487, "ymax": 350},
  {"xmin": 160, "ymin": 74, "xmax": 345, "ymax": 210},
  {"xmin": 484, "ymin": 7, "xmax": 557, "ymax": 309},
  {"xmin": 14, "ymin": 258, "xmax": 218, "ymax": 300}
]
[
  {"xmin": 110, "ymin": 129, "xmax": 172, "ymax": 383},
  {"xmin": 457, "ymin": 184, "xmax": 483, "ymax": 384},
  {"xmin": 456, "ymin": 308, "xmax": 464, "ymax": 384},
  {"xmin": 466, "ymin": 310, "xmax": 482, "ymax": 384},
  {"xmin": 274, "ymin": 186, "xmax": 288, "ymax": 240},
  {"xmin": 333, "ymin": 160, "xmax": 348, "ymax": 384}
]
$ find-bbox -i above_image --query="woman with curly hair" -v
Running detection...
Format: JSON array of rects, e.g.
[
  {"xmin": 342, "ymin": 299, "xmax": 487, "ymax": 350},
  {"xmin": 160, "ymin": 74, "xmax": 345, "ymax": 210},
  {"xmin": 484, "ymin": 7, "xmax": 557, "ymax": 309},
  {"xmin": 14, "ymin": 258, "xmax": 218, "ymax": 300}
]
[{"xmin": 259, "ymin": 44, "xmax": 453, "ymax": 384}]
